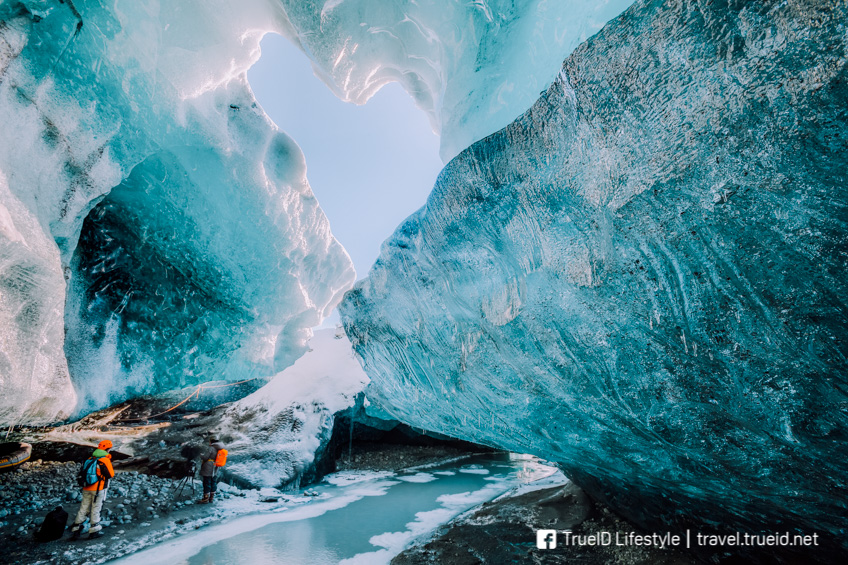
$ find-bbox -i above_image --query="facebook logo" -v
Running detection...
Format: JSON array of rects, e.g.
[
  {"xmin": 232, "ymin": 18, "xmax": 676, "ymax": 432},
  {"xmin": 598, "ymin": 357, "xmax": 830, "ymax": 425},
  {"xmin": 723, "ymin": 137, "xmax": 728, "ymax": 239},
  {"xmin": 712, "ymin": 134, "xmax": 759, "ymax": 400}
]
[{"xmin": 537, "ymin": 530, "xmax": 557, "ymax": 549}]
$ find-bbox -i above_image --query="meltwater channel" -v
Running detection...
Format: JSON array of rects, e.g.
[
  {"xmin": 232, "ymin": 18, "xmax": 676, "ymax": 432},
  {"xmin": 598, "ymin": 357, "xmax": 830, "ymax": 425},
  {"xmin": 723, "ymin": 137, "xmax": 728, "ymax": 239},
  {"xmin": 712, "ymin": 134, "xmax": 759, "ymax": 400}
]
[{"xmin": 110, "ymin": 454, "xmax": 557, "ymax": 565}]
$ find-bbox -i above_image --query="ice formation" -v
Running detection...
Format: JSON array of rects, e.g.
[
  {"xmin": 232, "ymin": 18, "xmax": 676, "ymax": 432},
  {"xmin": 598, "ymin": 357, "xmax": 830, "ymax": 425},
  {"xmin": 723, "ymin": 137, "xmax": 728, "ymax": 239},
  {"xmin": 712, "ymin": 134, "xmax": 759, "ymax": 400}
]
[
  {"xmin": 342, "ymin": 0, "xmax": 848, "ymax": 546},
  {"xmin": 1, "ymin": 0, "xmax": 635, "ymax": 425},
  {"xmin": 0, "ymin": 0, "xmax": 355, "ymax": 424},
  {"xmin": 278, "ymin": 0, "xmax": 634, "ymax": 161},
  {"xmin": 214, "ymin": 328, "xmax": 369, "ymax": 489}
]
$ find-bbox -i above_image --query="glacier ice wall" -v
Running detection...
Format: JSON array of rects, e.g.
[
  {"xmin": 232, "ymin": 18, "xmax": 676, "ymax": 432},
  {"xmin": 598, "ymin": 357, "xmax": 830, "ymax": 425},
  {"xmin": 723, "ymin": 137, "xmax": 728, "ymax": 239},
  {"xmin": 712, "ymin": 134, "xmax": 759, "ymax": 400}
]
[
  {"xmin": 0, "ymin": 0, "xmax": 640, "ymax": 424},
  {"xmin": 342, "ymin": 0, "xmax": 848, "ymax": 542},
  {"xmin": 0, "ymin": 0, "xmax": 354, "ymax": 424},
  {"xmin": 276, "ymin": 0, "xmax": 634, "ymax": 161},
  {"xmin": 0, "ymin": 168, "xmax": 74, "ymax": 425}
]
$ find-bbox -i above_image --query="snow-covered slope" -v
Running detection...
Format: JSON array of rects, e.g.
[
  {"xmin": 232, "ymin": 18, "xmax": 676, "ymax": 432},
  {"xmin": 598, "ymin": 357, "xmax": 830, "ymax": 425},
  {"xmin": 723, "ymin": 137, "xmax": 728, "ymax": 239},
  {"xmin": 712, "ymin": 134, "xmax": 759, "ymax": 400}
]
[{"xmin": 216, "ymin": 328, "xmax": 369, "ymax": 488}]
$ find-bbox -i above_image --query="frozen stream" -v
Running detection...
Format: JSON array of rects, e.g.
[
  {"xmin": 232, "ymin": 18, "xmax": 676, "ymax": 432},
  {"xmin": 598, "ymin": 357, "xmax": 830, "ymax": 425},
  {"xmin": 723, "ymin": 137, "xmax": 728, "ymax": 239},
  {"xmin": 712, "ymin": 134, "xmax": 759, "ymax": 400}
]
[{"xmin": 111, "ymin": 453, "xmax": 556, "ymax": 565}]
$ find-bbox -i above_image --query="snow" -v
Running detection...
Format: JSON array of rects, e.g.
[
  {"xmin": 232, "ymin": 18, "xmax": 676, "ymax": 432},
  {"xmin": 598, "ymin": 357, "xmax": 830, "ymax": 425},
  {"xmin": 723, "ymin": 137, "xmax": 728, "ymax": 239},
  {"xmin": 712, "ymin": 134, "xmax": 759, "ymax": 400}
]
[
  {"xmin": 212, "ymin": 328, "xmax": 369, "ymax": 488},
  {"xmin": 234, "ymin": 327, "xmax": 369, "ymax": 415},
  {"xmin": 111, "ymin": 477, "xmax": 401, "ymax": 565},
  {"xmin": 324, "ymin": 470, "xmax": 397, "ymax": 487},
  {"xmin": 457, "ymin": 465, "xmax": 490, "ymax": 475}
]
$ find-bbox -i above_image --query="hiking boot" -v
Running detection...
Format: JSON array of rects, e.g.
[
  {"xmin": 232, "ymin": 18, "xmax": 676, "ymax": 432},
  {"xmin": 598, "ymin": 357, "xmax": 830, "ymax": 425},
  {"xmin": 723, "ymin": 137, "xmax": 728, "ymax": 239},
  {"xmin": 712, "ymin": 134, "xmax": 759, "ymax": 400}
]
[
  {"xmin": 208, "ymin": 493, "xmax": 215, "ymax": 504},
  {"xmin": 88, "ymin": 530, "xmax": 104, "ymax": 540},
  {"xmin": 198, "ymin": 493, "xmax": 210, "ymax": 504},
  {"xmin": 69, "ymin": 528, "xmax": 82, "ymax": 541}
]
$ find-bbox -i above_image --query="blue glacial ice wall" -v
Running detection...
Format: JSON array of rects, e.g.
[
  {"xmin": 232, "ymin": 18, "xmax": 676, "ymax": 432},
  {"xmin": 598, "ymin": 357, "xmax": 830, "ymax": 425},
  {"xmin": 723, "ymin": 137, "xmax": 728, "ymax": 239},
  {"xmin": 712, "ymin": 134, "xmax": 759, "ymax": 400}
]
[
  {"xmin": 0, "ymin": 0, "xmax": 355, "ymax": 424},
  {"xmin": 0, "ymin": 0, "xmax": 635, "ymax": 425},
  {"xmin": 342, "ymin": 0, "xmax": 848, "ymax": 545}
]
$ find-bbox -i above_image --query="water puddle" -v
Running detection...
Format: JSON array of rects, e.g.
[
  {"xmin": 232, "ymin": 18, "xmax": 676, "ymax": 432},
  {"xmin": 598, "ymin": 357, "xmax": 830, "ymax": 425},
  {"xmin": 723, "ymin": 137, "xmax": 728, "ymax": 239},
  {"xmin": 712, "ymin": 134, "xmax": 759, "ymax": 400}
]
[{"xmin": 111, "ymin": 453, "xmax": 555, "ymax": 565}]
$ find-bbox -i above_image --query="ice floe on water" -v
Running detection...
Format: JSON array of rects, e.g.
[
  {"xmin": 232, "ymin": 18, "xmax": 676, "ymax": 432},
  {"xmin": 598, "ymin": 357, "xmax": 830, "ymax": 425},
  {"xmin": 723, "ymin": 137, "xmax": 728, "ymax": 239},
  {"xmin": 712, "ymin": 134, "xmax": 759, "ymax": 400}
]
[
  {"xmin": 396, "ymin": 472, "xmax": 437, "ymax": 483},
  {"xmin": 457, "ymin": 465, "xmax": 490, "ymax": 475},
  {"xmin": 340, "ymin": 478, "xmax": 515, "ymax": 564},
  {"xmin": 324, "ymin": 470, "xmax": 397, "ymax": 487}
]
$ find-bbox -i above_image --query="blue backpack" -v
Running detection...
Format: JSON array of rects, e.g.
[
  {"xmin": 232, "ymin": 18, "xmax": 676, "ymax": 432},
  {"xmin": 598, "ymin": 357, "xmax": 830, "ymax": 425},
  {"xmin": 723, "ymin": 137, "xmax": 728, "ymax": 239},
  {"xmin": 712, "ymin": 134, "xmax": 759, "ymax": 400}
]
[{"xmin": 77, "ymin": 458, "xmax": 101, "ymax": 488}]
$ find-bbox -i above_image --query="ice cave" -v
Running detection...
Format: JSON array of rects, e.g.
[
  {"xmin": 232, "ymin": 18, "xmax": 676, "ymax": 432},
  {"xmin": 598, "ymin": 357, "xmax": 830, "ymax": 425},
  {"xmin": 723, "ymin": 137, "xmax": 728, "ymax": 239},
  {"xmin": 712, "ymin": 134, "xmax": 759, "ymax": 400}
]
[{"xmin": 0, "ymin": 0, "xmax": 846, "ymax": 563}]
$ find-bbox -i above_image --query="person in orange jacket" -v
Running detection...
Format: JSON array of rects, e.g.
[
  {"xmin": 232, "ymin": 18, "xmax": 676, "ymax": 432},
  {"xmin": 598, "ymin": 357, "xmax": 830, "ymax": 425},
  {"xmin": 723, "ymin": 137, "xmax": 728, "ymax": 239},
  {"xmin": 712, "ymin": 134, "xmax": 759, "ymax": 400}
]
[
  {"xmin": 70, "ymin": 440, "xmax": 115, "ymax": 540},
  {"xmin": 198, "ymin": 436, "xmax": 225, "ymax": 504}
]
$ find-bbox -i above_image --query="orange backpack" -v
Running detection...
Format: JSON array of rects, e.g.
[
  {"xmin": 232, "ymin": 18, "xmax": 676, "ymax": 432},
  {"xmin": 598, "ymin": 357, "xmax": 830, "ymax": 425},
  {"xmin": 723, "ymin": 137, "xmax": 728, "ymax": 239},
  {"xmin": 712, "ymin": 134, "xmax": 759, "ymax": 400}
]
[{"xmin": 214, "ymin": 448, "xmax": 228, "ymax": 467}]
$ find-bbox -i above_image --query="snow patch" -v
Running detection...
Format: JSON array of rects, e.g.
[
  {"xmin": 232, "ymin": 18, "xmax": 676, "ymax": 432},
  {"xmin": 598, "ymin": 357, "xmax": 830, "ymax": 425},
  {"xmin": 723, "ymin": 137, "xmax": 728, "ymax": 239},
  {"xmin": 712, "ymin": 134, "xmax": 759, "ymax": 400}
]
[{"xmin": 212, "ymin": 329, "xmax": 369, "ymax": 488}]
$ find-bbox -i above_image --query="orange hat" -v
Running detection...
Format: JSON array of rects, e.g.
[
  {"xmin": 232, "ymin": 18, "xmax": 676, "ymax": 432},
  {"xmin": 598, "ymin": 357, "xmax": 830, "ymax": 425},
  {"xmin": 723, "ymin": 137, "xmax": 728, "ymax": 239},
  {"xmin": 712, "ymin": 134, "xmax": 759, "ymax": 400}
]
[{"xmin": 98, "ymin": 440, "xmax": 113, "ymax": 450}]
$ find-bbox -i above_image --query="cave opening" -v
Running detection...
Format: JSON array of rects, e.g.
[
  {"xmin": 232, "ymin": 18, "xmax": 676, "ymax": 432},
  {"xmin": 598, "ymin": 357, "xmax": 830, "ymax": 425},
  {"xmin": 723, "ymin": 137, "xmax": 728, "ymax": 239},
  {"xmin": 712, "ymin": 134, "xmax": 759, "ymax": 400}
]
[
  {"xmin": 64, "ymin": 150, "xmax": 267, "ymax": 417},
  {"xmin": 246, "ymin": 33, "xmax": 443, "ymax": 283},
  {"xmin": 60, "ymin": 33, "xmax": 444, "ymax": 418}
]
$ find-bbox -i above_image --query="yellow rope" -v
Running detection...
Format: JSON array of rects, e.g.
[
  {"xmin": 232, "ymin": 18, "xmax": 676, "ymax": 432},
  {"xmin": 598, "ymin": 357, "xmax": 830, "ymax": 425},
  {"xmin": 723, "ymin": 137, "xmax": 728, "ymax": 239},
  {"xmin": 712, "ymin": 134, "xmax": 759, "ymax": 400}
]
[
  {"xmin": 117, "ymin": 377, "xmax": 262, "ymax": 422},
  {"xmin": 197, "ymin": 377, "xmax": 259, "ymax": 390}
]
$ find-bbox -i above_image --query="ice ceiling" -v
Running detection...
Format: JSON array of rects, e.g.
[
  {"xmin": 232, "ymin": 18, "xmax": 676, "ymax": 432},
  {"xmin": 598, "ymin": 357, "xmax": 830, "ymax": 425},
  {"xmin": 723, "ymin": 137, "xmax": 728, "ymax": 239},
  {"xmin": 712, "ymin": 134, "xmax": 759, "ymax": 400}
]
[{"xmin": 0, "ymin": 0, "xmax": 629, "ymax": 422}]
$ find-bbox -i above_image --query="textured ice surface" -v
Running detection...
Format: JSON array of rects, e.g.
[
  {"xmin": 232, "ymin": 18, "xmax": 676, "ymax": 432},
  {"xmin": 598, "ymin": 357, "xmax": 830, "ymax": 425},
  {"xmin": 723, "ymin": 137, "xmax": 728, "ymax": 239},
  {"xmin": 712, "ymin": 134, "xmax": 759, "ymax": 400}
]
[
  {"xmin": 0, "ymin": 1, "xmax": 354, "ymax": 424},
  {"xmin": 214, "ymin": 328, "xmax": 368, "ymax": 488},
  {"xmin": 0, "ymin": 0, "xmax": 635, "ymax": 424},
  {"xmin": 0, "ymin": 169, "xmax": 75, "ymax": 424},
  {"xmin": 276, "ymin": 0, "xmax": 634, "ymax": 161},
  {"xmin": 342, "ymin": 0, "xmax": 848, "ymax": 543},
  {"xmin": 0, "ymin": 0, "xmax": 635, "ymax": 425}
]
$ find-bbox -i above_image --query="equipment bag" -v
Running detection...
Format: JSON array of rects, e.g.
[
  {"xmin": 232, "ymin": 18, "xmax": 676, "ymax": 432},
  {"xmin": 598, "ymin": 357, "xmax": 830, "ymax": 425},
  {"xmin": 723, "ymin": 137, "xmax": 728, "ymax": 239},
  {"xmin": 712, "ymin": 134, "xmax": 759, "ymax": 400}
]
[
  {"xmin": 35, "ymin": 506, "xmax": 68, "ymax": 542},
  {"xmin": 77, "ymin": 457, "xmax": 100, "ymax": 488},
  {"xmin": 214, "ymin": 448, "xmax": 228, "ymax": 467}
]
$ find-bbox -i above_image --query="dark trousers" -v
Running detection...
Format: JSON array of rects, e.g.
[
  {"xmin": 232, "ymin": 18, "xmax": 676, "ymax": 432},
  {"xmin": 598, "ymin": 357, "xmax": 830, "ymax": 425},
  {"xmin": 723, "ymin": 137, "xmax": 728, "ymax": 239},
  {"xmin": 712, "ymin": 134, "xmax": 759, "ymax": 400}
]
[{"xmin": 202, "ymin": 474, "xmax": 217, "ymax": 495}]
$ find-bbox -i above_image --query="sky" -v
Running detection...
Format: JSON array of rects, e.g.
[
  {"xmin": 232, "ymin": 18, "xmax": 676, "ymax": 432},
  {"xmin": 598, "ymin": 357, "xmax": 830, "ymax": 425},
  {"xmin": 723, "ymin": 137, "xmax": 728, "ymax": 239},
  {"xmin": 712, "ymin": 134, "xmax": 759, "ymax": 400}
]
[{"xmin": 247, "ymin": 33, "xmax": 444, "ymax": 282}]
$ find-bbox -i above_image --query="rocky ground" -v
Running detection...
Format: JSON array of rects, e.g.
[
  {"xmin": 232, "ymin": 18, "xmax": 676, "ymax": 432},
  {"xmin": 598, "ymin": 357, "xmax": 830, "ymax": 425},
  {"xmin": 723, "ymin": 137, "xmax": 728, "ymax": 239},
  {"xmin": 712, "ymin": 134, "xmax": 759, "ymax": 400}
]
[
  {"xmin": 0, "ymin": 458, "xmax": 249, "ymax": 565},
  {"xmin": 0, "ymin": 439, "xmax": 490, "ymax": 565},
  {"xmin": 0, "ymin": 401, "xmax": 709, "ymax": 565},
  {"xmin": 392, "ymin": 481, "xmax": 700, "ymax": 565},
  {"xmin": 334, "ymin": 442, "xmax": 483, "ymax": 473}
]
